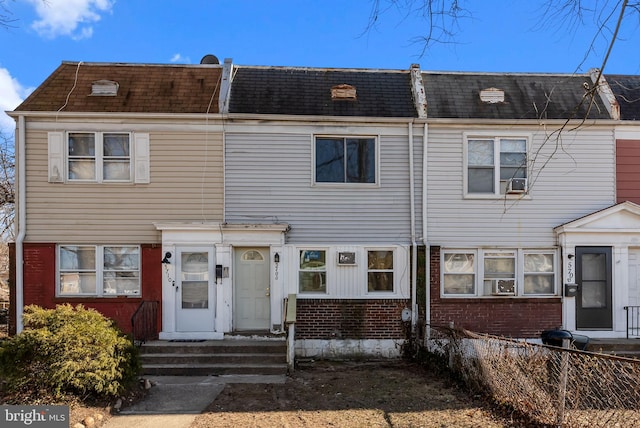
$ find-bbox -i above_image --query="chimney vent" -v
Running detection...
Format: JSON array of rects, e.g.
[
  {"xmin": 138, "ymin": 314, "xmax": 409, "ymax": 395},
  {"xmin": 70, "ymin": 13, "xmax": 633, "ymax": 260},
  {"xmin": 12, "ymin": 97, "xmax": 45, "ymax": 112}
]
[
  {"xmin": 91, "ymin": 80, "xmax": 119, "ymax": 96},
  {"xmin": 480, "ymin": 87, "xmax": 504, "ymax": 104},
  {"xmin": 331, "ymin": 84, "xmax": 357, "ymax": 101}
]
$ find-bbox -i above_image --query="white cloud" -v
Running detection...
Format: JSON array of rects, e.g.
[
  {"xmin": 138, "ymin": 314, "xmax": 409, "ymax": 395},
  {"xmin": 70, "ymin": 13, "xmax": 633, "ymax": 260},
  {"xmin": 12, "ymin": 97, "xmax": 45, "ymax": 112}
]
[
  {"xmin": 0, "ymin": 68, "xmax": 29, "ymax": 134},
  {"xmin": 27, "ymin": 0, "xmax": 114, "ymax": 39},
  {"xmin": 170, "ymin": 54, "xmax": 190, "ymax": 64}
]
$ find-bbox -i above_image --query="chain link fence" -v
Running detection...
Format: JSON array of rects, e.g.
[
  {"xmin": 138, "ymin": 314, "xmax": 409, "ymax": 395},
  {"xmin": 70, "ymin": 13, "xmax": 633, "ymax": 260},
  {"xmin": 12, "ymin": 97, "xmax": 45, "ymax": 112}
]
[{"xmin": 426, "ymin": 326, "xmax": 640, "ymax": 427}]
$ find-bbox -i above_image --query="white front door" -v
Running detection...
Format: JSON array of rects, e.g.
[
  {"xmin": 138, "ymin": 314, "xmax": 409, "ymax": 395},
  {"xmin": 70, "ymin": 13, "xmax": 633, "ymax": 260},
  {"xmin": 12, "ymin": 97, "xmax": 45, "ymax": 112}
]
[
  {"xmin": 234, "ymin": 247, "xmax": 270, "ymax": 331},
  {"xmin": 176, "ymin": 248, "xmax": 216, "ymax": 332}
]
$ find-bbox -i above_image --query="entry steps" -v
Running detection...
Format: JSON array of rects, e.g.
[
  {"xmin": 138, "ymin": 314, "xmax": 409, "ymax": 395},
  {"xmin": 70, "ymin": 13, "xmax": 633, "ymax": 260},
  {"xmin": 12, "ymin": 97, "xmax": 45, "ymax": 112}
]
[
  {"xmin": 140, "ymin": 338, "xmax": 287, "ymax": 376},
  {"xmin": 586, "ymin": 338, "xmax": 640, "ymax": 359}
]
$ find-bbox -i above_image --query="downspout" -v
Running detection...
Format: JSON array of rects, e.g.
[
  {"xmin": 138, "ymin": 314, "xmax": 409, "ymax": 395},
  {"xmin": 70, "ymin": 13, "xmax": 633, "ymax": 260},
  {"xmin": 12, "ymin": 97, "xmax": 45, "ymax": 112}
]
[
  {"xmin": 16, "ymin": 114, "xmax": 26, "ymax": 332},
  {"xmin": 408, "ymin": 122, "xmax": 417, "ymax": 332},
  {"xmin": 422, "ymin": 122, "xmax": 430, "ymax": 340}
]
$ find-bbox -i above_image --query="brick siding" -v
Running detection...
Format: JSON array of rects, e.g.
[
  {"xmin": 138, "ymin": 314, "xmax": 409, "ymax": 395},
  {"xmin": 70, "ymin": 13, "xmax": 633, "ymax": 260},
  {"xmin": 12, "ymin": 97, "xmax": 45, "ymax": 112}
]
[
  {"xmin": 429, "ymin": 246, "xmax": 562, "ymax": 338},
  {"xmin": 295, "ymin": 298, "xmax": 411, "ymax": 340}
]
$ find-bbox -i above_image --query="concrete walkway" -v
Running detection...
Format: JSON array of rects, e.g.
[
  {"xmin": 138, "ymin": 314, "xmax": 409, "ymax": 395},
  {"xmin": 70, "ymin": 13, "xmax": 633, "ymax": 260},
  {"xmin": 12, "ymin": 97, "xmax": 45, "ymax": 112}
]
[{"xmin": 103, "ymin": 374, "xmax": 287, "ymax": 428}]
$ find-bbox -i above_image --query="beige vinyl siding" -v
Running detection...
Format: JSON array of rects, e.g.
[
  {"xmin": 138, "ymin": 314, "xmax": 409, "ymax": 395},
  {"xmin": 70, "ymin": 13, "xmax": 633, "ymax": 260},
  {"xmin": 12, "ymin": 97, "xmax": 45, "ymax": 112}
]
[
  {"xmin": 426, "ymin": 126, "xmax": 616, "ymax": 247},
  {"xmin": 24, "ymin": 129, "xmax": 223, "ymax": 243},
  {"xmin": 225, "ymin": 130, "xmax": 422, "ymax": 244}
]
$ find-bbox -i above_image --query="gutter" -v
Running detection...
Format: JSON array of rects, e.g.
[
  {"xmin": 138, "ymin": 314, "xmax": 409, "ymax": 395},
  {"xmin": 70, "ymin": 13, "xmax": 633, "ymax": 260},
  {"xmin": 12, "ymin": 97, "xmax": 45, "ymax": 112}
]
[
  {"xmin": 408, "ymin": 122, "xmax": 417, "ymax": 332},
  {"xmin": 423, "ymin": 122, "xmax": 430, "ymax": 340},
  {"xmin": 16, "ymin": 114, "xmax": 26, "ymax": 332}
]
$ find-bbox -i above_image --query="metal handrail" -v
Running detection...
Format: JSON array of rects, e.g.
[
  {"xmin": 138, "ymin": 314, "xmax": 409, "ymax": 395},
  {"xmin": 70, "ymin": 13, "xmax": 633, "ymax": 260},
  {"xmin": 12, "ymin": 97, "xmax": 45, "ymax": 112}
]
[
  {"xmin": 131, "ymin": 300, "xmax": 159, "ymax": 345},
  {"xmin": 624, "ymin": 306, "xmax": 640, "ymax": 339}
]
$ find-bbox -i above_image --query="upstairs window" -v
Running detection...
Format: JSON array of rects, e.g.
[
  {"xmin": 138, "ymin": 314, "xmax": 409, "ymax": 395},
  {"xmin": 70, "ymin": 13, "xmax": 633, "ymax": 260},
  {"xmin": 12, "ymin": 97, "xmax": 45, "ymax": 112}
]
[
  {"xmin": 466, "ymin": 136, "xmax": 527, "ymax": 195},
  {"xmin": 315, "ymin": 137, "xmax": 376, "ymax": 184},
  {"xmin": 68, "ymin": 132, "xmax": 131, "ymax": 182}
]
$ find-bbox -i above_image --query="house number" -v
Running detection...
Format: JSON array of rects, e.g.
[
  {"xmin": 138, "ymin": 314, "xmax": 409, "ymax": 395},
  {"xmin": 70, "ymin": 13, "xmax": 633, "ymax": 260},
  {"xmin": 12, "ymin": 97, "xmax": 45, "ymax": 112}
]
[
  {"xmin": 566, "ymin": 257, "xmax": 574, "ymax": 283},
  {"xmin": 274, "ymin": 263, "xmax": 279, "ymax": 280}
]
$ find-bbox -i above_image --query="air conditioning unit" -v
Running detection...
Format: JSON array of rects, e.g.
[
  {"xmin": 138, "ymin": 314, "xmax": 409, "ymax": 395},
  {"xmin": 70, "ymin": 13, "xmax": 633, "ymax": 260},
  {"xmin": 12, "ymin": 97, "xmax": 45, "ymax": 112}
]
[
  {"xmin": 492, "ymin": 279, "xmax": 515, "ymax": 295},
  {"xmin": 507, "ymin": 178, "xmax": 527, "ymax": 194}
]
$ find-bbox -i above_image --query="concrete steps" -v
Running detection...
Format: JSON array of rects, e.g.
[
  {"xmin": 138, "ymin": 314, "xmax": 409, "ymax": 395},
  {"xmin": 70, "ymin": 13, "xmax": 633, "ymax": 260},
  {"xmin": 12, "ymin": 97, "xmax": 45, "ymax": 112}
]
[
  {"xmin": 140, "ymin": 339, "xmax": 288, "ymax": 376},
  {"xmin": 585, "ymin": 338, "xmax": 640, "ymax": 359}
]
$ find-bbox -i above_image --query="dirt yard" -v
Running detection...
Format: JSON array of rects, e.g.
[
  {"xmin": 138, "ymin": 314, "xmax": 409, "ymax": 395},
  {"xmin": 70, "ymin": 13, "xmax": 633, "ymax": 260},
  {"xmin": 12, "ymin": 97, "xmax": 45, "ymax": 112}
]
[{"xmin": 192, "ymin": 360, "xmax": 522, "ymax": 428}]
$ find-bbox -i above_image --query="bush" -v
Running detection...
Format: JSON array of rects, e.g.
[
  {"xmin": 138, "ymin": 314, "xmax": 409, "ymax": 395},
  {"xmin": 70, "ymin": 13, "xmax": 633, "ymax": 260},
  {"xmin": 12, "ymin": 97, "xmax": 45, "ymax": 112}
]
[{"xmin": 0, "ymin": 304, "xmax": 140, "ymax": 398}]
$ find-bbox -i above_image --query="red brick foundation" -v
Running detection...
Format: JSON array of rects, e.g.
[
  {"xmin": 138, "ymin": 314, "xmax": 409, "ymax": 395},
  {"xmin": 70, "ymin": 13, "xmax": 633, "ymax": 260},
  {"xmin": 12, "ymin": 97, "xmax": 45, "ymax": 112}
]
[
  {"xmin": 429, "ymin": 246, "xmax": 562, "ymax": 338},
  {"xmin": 295, "ymin": 298, "xmax": 411, "ymax": 340}
]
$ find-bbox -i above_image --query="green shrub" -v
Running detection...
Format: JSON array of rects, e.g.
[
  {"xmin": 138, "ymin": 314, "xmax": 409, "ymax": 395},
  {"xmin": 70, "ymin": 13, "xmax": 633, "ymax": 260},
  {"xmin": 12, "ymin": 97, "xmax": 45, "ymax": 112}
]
[{"xmin": 0, "ymin": 304, "xmax": 140, "ymax": 398}]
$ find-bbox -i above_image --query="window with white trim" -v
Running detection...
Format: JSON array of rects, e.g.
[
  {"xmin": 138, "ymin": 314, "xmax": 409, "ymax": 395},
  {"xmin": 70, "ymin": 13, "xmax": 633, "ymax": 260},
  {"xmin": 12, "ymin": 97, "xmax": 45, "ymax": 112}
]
[
  {"xmin": 315, "ymin": 136, "xmax": 376, "ymax": 184},
  {"xmin": 47, "ymin": 131, "xmax": 150, "ymax": 184},
  {"xmin": 367, "ymin": 250, "xmax": 394, "ymax": 292},
  {"xmin": 68, "ymin": 132, "xmax": 131, "ymax": 182},
  {"xmin": 442, "ymin": 249, "xmax": 556, "ymax": 297},
  {"xmin": 466, "ymin": 136, "xmax": 527, "ymax": 195},
  {"xmin": 58, "ymin": 245, "xmax": 140, "ymax": 296},
  {"xmin": 299, "ymin": 250, "xmax": 326, "ymax": 293}
]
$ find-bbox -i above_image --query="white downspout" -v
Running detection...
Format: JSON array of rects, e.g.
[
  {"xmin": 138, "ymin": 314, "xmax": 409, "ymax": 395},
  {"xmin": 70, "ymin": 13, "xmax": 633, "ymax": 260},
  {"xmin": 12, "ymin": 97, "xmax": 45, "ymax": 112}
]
[
  {"xmin": 16, "ymin": 114, "xmax": 26, "ymax": 332},
  {"xmin": 423, "ymin": 122, "xmax": 430, "ymax": 340},
  {"xmin": 408, "ymin": 122, "xmax": 417, "ymax": 331}
]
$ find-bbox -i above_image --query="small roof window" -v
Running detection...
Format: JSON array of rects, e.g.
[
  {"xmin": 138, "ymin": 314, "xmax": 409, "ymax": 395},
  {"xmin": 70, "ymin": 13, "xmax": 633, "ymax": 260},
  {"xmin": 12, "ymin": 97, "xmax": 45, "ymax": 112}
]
[
  {"xmin": 331, "ymin": 84, "xmax": 357, "ymax": 101},
  {"xmin": 91, "ymin": 80, "xmax": 119, "ymax": 96},
  {"xmin": 480, "ymin": 87, "xmax": 505, "ymax": 104}
]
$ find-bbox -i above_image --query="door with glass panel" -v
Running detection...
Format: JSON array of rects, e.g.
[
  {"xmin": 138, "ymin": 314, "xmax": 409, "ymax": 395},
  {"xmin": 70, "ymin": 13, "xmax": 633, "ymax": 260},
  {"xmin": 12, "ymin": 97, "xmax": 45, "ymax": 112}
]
[
  {"xmin": 175, "ymin": 248, "xmax": 215, "ymax": 332},
  {"xmin": 576, "ymin": 246, "xmax": 612, "ymax": 330},
  {"xmin": 234, "ymin": 248, "xmax": 270, "ymax": 331}
]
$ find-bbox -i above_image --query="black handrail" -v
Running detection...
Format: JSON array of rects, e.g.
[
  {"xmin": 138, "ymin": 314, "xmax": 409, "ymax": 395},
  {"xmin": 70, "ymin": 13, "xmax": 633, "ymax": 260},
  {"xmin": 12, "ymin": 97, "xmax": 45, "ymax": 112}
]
[
  {"xmin": 624, "ymin": 306, "xmax": 640, "ymax": 339},
  {"xmin": 131, "ymin": 300, "xmax": 159, "ymax": 345}
]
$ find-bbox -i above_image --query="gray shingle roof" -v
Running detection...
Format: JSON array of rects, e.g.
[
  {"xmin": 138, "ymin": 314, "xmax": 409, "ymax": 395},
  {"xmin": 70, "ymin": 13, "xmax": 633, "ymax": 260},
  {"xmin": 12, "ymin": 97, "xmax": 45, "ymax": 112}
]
[
  {"xmin": 606, "ymin": 75, "xmax": 640, "ymax": 120},
  {"xmin": 423, "ymin": 72, "xmax": 611, "ymax": 120},
  {"xmin": 228, "ymin": 67, "xmax": 417, "ymax": 117}
]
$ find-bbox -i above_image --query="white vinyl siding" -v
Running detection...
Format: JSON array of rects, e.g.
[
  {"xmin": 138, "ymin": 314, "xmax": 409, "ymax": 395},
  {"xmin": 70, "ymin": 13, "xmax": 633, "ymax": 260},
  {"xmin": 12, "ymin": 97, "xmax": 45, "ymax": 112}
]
[
  {"xmin": 427, "ymin": 126, "xmax": 615, "ymax": 247},
  {"xmin": 27, "ymin": 129, "xmax": 224, "ymax": 243},
  {"xmin": 225, "ymin": 131, "xmax": 423, "ymax": 244}
]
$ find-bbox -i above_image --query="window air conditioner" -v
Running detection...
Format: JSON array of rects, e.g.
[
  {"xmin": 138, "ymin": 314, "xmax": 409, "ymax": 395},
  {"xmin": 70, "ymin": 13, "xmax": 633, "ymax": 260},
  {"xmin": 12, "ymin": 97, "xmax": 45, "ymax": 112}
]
[
  {"xmin": 507, "ymin": 178, "xmax": 527, "ymax": 194},
  {"xmin": 493, "ymin": 279, "xmax": 515, "ymax": 295}
]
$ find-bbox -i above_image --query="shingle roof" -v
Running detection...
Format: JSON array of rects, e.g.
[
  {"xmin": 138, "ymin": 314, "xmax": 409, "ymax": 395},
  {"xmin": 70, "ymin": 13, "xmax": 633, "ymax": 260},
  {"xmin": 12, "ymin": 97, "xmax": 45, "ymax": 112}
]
[
  {"xmin": 15, "ymin": 62, "xmax": 223, "ymax": 114},
  {"xmin": 605, "ymin": 75, "xmax": 640, "ymax": 121},
  {"xmin": 423, "ymin": 72, "xmax": 611, "ymax": 120},
  {"xmin": 228, "ymin": 67, "xmax": 417, "ymax": 117}
]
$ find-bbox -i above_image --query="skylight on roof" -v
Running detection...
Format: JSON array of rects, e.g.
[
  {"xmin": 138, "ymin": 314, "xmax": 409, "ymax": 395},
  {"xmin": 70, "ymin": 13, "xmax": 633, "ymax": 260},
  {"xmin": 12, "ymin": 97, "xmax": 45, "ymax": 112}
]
[
  {"xmin": 91, "ymin": 80, "xmax": 119, "ymax": 96},
  {"xmin": 480, "ymin": 87, "xmax": 504, "ymax": 104}
]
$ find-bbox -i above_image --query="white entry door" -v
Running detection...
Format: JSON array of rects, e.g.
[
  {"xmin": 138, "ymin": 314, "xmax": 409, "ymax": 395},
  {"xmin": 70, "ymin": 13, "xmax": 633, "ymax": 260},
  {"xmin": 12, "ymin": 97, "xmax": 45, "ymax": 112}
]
[
  {"xmin": 176, "ymin": 248, "xmax": 215, "ymax": 332},
  {"xmin": 234, "ymin": 248, "xmax": 270, "ymax": 331}
]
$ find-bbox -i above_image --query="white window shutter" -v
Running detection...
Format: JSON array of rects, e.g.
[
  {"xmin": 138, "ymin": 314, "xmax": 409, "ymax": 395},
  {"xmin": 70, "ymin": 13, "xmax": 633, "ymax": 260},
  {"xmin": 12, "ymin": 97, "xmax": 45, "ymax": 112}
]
[
  {"xmin": 48, "ymin": 132, "xmax": 64, "ymax": 183},
  {"xmin": 134, "ymin": 132, "xmax": 150, "ymax": 183}
]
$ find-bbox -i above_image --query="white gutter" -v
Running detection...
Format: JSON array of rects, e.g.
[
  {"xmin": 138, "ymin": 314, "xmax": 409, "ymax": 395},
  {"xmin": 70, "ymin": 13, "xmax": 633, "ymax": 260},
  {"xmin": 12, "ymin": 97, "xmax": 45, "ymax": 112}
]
[
  {"xmin": 16, "ymin": 114, "xmax": 26, "ymax": 332},
  {"xmin": 423, "ymin": 122, "xmax": 430, "ymax": 340},
  {"xmin": 408, "ymin": 122, "xmax": 417, "ymax": 331}
]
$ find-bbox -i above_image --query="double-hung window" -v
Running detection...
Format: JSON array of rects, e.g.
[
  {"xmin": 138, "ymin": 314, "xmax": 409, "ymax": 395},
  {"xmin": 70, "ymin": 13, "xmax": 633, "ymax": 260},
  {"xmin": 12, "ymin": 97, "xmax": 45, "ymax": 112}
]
[
  {"xmin": 442, "ymin": 249, "xmax": 556, "ymax": 297},
  {"xmin": 315, "ymin": 136, "xmax": 376, "ymax": 184},
  {"xmin": 68, "ymin": 132, "xmax": 131, "ymax": 182},
  {"xmin": 466, "ymin": 136, "xmax": 528, "ymax": 195},
  {"xmin": 299, "ymin": 250, "xmax": 327, "ymax": 293},
  {"xmin": 367, "ymin": 250, "xmax": 394, "ymax": 292},
  {"xmin": 59, "ymin": 245, "xmax": 140, "ymax": 296}
]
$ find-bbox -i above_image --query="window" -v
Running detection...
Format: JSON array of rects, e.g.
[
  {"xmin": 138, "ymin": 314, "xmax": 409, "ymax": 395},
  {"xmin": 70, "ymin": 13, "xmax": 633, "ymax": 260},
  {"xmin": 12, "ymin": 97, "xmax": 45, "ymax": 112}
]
[
  {"xmin": 315, "ymin": 137, "xmax": 376, "ymax": 184},
  {"xmin": 299, "ymin": 250, "xmax": 326, "ymax": 293},
  {"xmin": 68, "ymin": 132, "xmax": 131, "ymax": 182},
  {"xmin": 442, "ymin": 249, "xmax": 556, "ymax": 297},
  {"xmin": 467, "ymin": 136, "xmax": 527, "ymax": 195},
  {"xmin": 59, "ymin": 245, "xmax": 140, "ymax": 296},
  {"xmin": 367, "ymin": 250, "xmax": 394, "ymax": 292}
]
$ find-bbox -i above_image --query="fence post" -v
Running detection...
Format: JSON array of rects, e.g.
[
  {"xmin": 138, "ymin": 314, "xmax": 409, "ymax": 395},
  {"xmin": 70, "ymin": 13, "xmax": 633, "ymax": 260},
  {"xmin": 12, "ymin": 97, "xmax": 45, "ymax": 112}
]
[{"xmin": 557, "ymin": 338, "xmax": 570, "ymax": 427}]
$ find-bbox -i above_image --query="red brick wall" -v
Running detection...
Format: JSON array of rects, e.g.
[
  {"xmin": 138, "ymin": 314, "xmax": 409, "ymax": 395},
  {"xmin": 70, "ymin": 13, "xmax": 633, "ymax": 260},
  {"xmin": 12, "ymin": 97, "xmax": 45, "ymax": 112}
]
[
  {"xmin": 15, "ymin": 243, "xmax": 162, "ymax": 335},
  {"xmin": 295, "ymin": 299, "xmax": 410, "ymax": 340},
  {"xmin": 429, "ymin": 246, "xmax": 562, "ymax": 338},
  {"xmin": 617, "ymin": 139, "xmax": 640, "ymax": 204}
]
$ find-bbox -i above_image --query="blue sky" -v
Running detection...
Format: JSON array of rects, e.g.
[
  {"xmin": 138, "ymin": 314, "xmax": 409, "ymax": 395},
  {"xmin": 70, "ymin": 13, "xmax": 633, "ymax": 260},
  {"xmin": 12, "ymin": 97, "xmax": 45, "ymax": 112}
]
[{"xmin": 1, "ymin": 0, "xmax": 639, "ymax": 133}]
